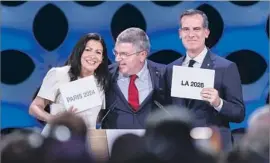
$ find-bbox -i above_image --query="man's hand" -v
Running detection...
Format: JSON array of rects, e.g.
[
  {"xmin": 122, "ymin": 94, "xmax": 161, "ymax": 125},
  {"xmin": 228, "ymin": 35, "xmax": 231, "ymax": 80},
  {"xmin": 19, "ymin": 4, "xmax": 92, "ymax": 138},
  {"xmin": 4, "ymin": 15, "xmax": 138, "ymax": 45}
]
[{"xmin": 201, "ymin": 88, "xmax": 221, "ymax": 107}]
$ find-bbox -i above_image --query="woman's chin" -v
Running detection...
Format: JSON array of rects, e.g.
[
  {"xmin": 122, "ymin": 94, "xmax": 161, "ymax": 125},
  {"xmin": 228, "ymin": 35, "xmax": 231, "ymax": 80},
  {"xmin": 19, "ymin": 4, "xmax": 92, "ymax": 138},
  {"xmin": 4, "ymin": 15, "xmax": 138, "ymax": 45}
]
[{"xmin": 81, "ymin": 66, "xmax": 96, "ymax": 75}]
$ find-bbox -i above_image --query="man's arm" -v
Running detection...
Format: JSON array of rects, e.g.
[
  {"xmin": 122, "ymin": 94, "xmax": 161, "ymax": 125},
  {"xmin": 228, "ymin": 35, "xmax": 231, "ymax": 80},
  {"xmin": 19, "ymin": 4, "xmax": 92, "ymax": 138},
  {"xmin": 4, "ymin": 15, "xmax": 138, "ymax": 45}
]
[{"xmin": 219, "ymin": 62, "xmax": 245, "ymax": 123}]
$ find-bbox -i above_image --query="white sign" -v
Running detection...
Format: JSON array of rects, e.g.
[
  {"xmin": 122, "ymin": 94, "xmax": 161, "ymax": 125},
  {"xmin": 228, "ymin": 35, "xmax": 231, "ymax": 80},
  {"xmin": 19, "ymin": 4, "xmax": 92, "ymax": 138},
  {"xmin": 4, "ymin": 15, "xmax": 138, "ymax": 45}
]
[
  {"xmin": 171, "ymin": 65, "xmax": 215, "ymax": 100},
  {"xmin": 59, "ymin": 75, "xmax": 102, "ymax": 113},
  {"xmin": 106, "ymin": 129, "xmax": 145, "ymax": 156}
]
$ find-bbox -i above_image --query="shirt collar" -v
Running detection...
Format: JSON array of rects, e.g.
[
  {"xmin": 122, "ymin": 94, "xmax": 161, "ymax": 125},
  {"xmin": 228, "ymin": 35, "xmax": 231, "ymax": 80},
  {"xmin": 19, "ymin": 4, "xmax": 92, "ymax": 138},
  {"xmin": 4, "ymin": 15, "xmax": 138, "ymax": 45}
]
[
  {"xmin": 136, "ymin": 60, "xmax": 147, "ymax": 79},
  {"xmin": 184, "ymin": 46, "xmax": 208, "ymax": 65}
]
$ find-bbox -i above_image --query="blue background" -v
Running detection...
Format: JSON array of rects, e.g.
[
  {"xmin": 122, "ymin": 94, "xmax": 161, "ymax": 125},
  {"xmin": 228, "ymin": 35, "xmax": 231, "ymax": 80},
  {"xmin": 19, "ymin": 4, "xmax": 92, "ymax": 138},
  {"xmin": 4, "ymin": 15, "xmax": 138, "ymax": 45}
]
[{"xmin": 1, "ymin": 1, "xmax": 269, "ymax": 131}]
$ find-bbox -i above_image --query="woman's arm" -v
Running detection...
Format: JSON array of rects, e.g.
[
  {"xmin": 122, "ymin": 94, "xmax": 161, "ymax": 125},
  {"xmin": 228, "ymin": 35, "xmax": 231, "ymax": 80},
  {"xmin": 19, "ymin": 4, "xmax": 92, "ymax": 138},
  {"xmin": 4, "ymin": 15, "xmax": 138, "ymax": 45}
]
[
  {"xmin": 29, "ymin": 96, "xmax": 53, "ymax": 122},
  {"xmin": 29, "ymin": 67, "xmax": 59, "ymax": 122}
]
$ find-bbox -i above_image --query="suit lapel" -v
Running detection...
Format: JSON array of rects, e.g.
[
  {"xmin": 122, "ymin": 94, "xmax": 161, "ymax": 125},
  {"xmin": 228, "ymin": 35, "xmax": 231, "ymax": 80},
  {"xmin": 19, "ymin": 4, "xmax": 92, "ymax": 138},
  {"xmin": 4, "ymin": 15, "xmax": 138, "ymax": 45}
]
[
  {"xmin": 177, "ymin": 56, "xmax": 186, "ymax": 66},
  {"xmin": 171, "ymin": 56, "xmax": 186, "ymax": 107},
  {"xmin": 111, "ymin": 65, "xmax": 133, "ymax": 113},
  {"xmin": 189, "ymin": 50, "xmax": 215, "ymax": 108},
  {"xmin": 177, "ymin": 49, "xmax": 215, "ymax": 68},
  {"xmin": 147, "ymin": 60, "xmax": 156, "ymax": 91},
  {"xmin": 200, "ymin": 50, "xmax": 215, "ymax": 70},
  {"xmin": 111, "ymin": 61, "xmax": 156, "ymax": 113},
  {"xmin": 135, "ymin": 60, "xmax": 156, "ymax": 111}
]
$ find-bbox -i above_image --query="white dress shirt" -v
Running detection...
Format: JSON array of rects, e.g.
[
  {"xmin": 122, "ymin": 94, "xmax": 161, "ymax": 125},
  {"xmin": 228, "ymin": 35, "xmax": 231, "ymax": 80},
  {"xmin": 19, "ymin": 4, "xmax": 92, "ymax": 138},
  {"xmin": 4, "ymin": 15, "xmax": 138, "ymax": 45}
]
[{"xmin": 183, "ymin": 46, "xmax": 223, "ymax": 112}]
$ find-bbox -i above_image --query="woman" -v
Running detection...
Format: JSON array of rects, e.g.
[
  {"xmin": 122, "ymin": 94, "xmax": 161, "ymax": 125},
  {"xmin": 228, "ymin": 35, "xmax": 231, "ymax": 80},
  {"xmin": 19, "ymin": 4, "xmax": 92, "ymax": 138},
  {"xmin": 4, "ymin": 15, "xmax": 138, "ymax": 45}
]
[{"xmin": 29, "ymin": 33, "xmax": 109, "ymax": 130}]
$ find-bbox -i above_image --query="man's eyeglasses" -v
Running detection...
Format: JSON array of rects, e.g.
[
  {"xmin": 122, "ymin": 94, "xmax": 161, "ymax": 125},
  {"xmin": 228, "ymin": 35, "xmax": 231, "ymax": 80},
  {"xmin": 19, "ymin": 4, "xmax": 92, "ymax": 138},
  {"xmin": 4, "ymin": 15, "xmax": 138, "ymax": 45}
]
[{"xmin": 112, "ymin": 50, "xmax": 145, "ymax": 58}]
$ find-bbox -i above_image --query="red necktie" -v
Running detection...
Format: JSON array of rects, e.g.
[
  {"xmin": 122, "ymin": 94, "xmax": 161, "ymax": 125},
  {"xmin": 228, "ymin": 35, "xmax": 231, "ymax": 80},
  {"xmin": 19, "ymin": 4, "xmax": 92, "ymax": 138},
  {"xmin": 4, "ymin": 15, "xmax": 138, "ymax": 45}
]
[{"xmin": 128, "ymin": 75, "xmax": 139, "ymax": 111}]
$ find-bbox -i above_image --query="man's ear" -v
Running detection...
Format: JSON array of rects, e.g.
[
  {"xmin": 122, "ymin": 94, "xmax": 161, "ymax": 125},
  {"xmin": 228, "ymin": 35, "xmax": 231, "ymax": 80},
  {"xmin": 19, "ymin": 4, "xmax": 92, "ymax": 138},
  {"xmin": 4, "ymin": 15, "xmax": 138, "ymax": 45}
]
[
  {"xmin": 140, "ymin": 51, "xmax": 147, "ymax": 62},
  {"xmin": 178, "ymin": 28, "xmax": 182, "ymax": 39},
  {"xmin": 205, "ymin": 28, "xmax": 210, "ymax": 39}
]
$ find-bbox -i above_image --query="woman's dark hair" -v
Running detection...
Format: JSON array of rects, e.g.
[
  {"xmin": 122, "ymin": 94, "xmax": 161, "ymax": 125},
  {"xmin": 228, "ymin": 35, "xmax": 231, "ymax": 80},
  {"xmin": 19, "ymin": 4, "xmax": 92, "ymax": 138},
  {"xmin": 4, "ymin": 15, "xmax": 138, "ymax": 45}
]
[{"xmin": 67, "ymin": 33, "xmax": 109, "ymax": 91}]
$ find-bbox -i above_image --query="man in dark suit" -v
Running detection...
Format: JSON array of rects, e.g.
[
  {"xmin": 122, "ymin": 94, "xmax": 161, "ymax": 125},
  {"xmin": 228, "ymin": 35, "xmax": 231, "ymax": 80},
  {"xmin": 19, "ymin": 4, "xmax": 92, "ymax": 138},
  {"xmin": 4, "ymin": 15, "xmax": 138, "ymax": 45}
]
[
  {"xmin": 102, "ymin": 27, "xmax": 167, "ymax": 129},
  {"xmin": 166, "ymin": 9, "xmax": 245, "ymax": 151}
]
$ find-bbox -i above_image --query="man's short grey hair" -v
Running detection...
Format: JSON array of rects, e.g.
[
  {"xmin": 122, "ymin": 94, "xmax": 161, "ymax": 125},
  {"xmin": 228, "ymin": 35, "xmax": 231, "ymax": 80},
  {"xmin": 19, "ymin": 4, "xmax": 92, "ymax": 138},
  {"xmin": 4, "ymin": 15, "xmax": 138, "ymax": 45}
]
[
  {"xmin": 242, "ymin": 105, "xmax": 270, "ymax": 159},
  {"xmin": 248, "ymin": 105, "xmax": 269, "ymax": 127},
  {"xmin": 179, "ymin": 9, "xmax": 209, "ymax": 29},
  {"xmin": 116, "ymin": 27, "xmax": 150, "ymax": 53}
]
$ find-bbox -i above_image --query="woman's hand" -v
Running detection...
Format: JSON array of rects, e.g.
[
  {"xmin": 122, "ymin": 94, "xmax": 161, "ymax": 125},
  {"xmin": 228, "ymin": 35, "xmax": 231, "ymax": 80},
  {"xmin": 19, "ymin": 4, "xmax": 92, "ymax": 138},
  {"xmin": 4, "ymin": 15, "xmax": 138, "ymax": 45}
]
[
  {"xmin": 67, "ymin": 106, "xmax": 78, "ymax": 113},
  {"xmin": 48, "ymin": 106, "xmax": 78, "ymax": 123}
]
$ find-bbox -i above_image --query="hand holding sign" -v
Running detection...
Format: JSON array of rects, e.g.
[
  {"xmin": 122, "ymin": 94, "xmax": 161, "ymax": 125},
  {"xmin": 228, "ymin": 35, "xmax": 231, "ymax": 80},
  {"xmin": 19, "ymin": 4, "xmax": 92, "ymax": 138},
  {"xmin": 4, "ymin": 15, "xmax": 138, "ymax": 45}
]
[
  {"xmin": 58, "ymin": 106, "xmax": 78, "ymax": 114},
  {"xmin": 59, "ymin": 75, "xmax": 102, "ymax": 113},
  {"xmin": 171, "ymin": 65, "xmax": 215, "ymax": 100},
  {"xmin": 201, "ymin": 88, "xmax": 221, "ymax": 107},
  {"xmin": 48, "ymin": 106, "xmax": 78, "ymax": 123}
]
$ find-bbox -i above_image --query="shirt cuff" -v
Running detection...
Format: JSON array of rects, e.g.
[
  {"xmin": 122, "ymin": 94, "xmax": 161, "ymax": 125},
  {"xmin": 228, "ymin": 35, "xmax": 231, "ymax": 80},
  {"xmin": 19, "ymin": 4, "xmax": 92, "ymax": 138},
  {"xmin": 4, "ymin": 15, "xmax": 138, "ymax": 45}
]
[{"xmin": 214, "ymin": 99, "xmax": 223, "ymax": 112}]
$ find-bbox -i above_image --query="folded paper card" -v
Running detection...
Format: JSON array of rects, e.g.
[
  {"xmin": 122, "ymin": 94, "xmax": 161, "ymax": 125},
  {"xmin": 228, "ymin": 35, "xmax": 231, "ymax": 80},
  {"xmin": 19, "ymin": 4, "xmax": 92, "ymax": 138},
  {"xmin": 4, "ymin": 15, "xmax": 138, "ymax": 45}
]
[
  {"xmin": 59, "ymin": 76, "xmax": 102, "ymax": 113},
  {"xmin": 171, "ymin": 65, "xmax": 215, "ymax": 100}
]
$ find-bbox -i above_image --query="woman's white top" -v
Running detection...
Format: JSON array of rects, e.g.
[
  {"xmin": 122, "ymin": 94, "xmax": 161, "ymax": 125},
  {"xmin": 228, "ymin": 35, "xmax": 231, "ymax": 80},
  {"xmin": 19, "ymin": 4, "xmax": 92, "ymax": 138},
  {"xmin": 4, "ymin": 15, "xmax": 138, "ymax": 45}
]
[{"xmin": 37, "ymin": 65, "xmax": 105, "ymax": 132}]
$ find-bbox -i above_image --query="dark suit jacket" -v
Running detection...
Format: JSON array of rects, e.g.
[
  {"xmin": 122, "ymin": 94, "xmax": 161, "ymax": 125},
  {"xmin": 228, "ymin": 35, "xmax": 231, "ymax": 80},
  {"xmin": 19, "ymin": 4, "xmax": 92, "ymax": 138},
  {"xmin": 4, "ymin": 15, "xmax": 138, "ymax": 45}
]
[
  {"xmin": 166, "ymin": 50, "xmax": 245, "ymax": 151},
  {"xmin": 102, "ymin": 60, "xmax": 168, "ymax": 129}
]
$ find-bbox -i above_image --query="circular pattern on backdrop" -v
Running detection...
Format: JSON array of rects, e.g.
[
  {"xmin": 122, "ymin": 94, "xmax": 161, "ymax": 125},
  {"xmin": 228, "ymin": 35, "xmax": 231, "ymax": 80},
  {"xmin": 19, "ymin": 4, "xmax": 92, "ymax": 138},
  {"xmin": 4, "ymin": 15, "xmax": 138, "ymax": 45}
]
[
  {"xmin": 1, "ymin": 50, "xmax": 35, "ymax": 85},
  {"xmin": 266, "ymin": 16, "xmax": 269, "ymax": 38},
  {"xmin": 229, "ymin": 1, "xmax": 259, "ymax": 7},
  {"xmin": 33, "ymin": 4, "xmax": 68, "ymax": 51},
  {"xmin": 151, "ymin": 1, "xmax": 182, "ymax": 7},
  {"xmin": 1, "ymin": 1, "xmax": 27, "ymax": 7},
  {"xmin": 74, "ymin": 1, "xmax": 104, "ymax": 7},
  {"xmin": 1, "ymin": 1, "xmax": 268, "ymax": 130},
  {"xmin": 148, "ymin": 50, "xmax": 182, "ymax": 65},
  {"xmin": 197, "ymin": 4, "xmax": 224, "ymax": 48},
  {"xmin": 226, "ymin": 50, "xmax": 267, "ymax": 85},
  {"xmin": 110, "ymin": 3, "xmax": 147, "ymax": 41}
]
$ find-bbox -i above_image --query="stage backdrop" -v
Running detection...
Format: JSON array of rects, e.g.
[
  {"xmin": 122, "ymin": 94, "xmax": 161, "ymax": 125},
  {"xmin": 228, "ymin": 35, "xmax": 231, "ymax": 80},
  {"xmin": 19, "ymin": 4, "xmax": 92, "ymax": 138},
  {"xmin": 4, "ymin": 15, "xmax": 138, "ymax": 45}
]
[{"xmin": 1, "ymin": 1, "xmax": 269, "ymax": 130}]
